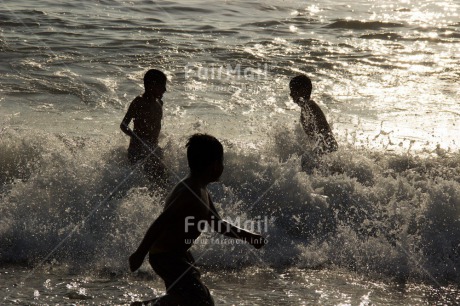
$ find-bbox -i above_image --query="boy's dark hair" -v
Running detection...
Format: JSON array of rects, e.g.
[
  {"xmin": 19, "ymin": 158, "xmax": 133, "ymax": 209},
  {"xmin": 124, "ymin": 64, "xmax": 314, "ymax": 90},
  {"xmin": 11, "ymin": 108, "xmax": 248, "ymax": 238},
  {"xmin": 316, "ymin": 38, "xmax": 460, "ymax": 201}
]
[
  {"xmin": 144, "ymin": 69, "xmax": 167, "ymax": 88},
  {"xmin": 289, "ymin": 74, "xmax": 313, "ymax": 97},
  {"xmin": 186, "ymin": 134, "xmax": 223, "ymax": 173}
]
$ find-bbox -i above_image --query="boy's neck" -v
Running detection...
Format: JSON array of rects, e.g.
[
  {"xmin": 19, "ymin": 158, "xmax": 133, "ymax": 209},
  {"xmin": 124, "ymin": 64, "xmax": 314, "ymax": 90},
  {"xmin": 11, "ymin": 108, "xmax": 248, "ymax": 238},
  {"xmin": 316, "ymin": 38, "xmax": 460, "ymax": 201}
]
[
  {"xmin": 144, "ymin": 92, "xmax": 160, "ymax": 100},
  {"xmin": 188, "ymin": 173, "xmax": 211, "ymax": 187}
]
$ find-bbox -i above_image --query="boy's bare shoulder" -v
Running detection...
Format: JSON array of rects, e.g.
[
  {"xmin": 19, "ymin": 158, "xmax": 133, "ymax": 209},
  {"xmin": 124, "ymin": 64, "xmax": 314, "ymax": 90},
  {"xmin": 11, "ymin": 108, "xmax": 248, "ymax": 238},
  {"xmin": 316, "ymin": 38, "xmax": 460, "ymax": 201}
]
[
  {"xmin": 164, "ymin": 179, "xmax": 203, "ymax": 210},
  {"xmin": 130, "ymin": 95, "xmax": 145, "ymax": 108},
  {"xmin": 306, "ymin": 99, "xmax": 320, "ymax": 110},
  {"xmin": 306, "ymin": 100, "xmax": 327, "ymax": 116}
]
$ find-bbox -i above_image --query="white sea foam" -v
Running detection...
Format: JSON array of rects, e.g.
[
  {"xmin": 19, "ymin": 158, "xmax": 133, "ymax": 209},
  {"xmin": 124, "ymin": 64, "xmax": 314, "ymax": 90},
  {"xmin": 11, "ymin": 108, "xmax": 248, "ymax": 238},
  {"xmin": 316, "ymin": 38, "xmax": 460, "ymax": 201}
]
[{"xmin": 1, "ymin": 127, "xmax": 459, "ymax": 284}]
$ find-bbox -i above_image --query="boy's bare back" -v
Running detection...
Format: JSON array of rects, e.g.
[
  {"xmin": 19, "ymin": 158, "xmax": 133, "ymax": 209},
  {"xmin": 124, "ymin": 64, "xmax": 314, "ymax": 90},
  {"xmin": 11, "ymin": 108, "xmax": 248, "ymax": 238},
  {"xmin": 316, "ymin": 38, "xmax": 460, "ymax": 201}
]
[{"xmin": 300, "ymin": 99, "xmax": 338, "ymax": 153}]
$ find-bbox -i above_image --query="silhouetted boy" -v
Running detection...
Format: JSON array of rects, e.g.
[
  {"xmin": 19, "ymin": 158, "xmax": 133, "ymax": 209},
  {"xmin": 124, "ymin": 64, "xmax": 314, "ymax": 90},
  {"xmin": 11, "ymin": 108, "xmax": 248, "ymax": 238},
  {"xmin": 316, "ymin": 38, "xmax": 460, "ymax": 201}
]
[
  {"xmin": 120, "ymin": 69, "xmax": 167, "ymax": 184},
  {"xmin": 129, "ymin": 134, "xmax": 265, "ymax": 305},
  {"xmin": 290, "ymin": 74, "xmax": 338, "ymax": 155}
]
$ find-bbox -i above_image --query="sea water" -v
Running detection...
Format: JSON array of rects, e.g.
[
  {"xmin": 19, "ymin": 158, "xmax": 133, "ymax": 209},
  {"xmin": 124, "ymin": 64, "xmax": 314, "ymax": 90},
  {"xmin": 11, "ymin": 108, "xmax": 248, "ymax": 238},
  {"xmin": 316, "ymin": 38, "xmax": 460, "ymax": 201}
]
[{"xmin": 1, "ymin": 0, "xmax": 459, "ymax": 305}]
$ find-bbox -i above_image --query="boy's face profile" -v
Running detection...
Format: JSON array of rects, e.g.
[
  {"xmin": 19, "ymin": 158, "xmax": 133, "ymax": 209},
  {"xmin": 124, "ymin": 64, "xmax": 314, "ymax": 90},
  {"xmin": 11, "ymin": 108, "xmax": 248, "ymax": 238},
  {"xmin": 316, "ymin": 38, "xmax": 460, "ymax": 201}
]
[
  {"xmin": 290, "ymin": 87, "xmax": 303, "ymax": 103},
  {"xmin": 290, "ymin": 85, "xmax": 310, "ymax": 104}
]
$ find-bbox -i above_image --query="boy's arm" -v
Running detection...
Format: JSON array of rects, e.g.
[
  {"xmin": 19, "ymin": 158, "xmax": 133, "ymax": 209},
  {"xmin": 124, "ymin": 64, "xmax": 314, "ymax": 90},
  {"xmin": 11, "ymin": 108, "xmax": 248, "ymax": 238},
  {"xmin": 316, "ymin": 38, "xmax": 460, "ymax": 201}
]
[
  {"xmin": 129, "ymin": 193, "xmax": 184, "ymax": 272},
  {"xmin": 120, "ymin": 98, "xmax": 138, "ymax": 138},
  {"xmin": 129, "ymin": 217, "xmax": 162, "ymax": 272},
  {"xmin": 208, "ymin": 195, "xmax": 265, "ymax": 249}
]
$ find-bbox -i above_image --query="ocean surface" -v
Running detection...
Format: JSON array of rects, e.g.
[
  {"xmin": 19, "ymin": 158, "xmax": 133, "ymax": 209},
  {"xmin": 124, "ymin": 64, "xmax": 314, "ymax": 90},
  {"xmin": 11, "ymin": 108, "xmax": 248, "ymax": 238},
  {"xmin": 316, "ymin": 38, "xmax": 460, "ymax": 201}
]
[{"xmin": 1, "ymin": 0, "xmax": 460, "ymax": 304}]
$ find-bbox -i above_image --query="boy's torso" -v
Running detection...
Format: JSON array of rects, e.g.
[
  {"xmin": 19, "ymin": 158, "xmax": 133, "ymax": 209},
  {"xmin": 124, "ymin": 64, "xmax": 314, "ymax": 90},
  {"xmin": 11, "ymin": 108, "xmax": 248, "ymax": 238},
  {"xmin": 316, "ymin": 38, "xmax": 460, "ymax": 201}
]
[
  {"xmin": 150, "ymin": 179, "xmax": 212, "ymax": 254},
  {"xmin": 132, "ymin": 96, "xmax": 163, "ymax": 145}
]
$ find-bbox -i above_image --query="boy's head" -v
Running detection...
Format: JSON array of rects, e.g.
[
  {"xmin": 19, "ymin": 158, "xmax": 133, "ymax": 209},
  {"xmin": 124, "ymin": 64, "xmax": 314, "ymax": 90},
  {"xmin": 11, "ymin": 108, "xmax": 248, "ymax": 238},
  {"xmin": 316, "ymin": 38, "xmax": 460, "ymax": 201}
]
[
  {"xmin": 186, "ymin": 134, "xmax": 224, "ymax": 180},
  {"xmin": 289, "ymin": 74, "xmax": 312, "ymax": 102},
  {"xmin": 144, "ymin": 69, "xmax": 167, "ymax": 98}
]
